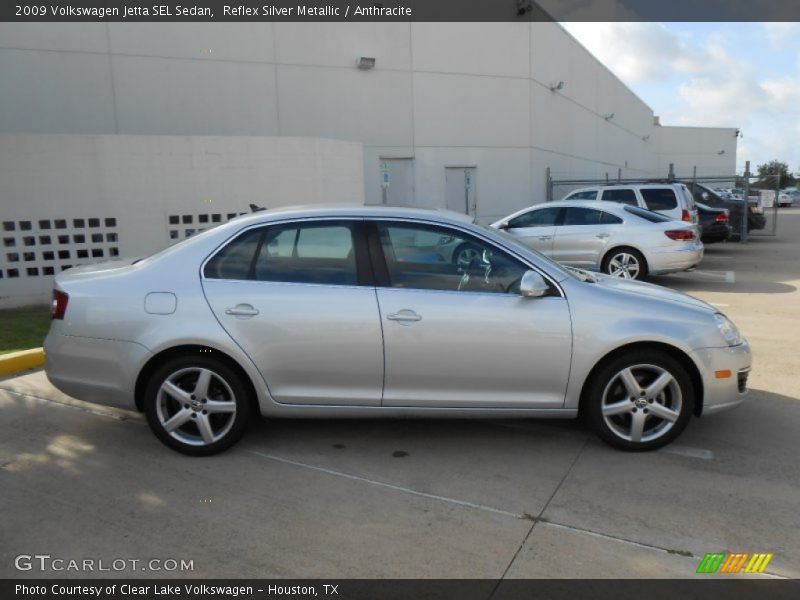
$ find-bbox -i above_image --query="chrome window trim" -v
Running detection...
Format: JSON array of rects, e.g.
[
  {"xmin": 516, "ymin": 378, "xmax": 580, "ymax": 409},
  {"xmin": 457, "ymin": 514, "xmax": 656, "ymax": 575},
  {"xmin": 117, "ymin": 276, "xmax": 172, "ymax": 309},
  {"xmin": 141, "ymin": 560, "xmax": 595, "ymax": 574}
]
[{"xmin": 199, "ymin": 214, "xmax": 565, "ymax": 299}]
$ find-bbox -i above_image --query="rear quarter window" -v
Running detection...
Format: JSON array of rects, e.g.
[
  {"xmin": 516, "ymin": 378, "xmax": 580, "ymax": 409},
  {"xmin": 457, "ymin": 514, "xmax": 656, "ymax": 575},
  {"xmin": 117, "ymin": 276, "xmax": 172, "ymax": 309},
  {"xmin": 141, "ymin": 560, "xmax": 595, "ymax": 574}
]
[{"xmin": 623, "ymin": 205, "xmax": 672, "ymax": 223}]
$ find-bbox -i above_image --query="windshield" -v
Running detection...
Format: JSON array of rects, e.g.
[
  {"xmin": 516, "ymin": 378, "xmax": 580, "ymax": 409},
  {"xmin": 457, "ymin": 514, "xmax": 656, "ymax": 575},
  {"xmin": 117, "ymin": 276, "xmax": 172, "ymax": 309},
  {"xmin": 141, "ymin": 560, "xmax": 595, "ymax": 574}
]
[{"xmin": 479, "ymin": 224, "xmax": 575, "ymax": 280}]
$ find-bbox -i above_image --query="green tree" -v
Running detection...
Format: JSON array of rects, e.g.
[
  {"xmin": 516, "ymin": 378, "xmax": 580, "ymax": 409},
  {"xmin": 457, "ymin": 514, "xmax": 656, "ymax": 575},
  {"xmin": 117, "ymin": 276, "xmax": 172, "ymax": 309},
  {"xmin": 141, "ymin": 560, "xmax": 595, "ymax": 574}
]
[{"xmin": 755, "ymin": 160, "xmax": 795, "ymax": 188}]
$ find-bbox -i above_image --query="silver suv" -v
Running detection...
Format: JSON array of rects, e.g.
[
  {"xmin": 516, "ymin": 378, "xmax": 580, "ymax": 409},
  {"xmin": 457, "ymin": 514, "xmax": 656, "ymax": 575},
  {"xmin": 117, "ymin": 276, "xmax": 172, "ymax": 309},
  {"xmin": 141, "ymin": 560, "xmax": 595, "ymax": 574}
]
[{"xmin": 562, "ymin": 183, "xmax": 699, "ymax": 227}]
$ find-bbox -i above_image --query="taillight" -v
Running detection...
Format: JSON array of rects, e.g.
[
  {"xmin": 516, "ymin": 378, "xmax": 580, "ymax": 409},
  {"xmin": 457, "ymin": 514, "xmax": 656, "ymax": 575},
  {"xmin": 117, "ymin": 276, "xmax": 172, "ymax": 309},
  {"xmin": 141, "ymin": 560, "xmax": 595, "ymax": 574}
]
[
  {"xmin": 681, "ymin": 209, "xmax": 691, "ymax": 222},
  {"xmin": 714, "ymin": 213, "xmax": 728, "ymax": 223},
  {"xmin": 51, "ymin": 290, "xmax": 68, "ymax": 320},
  {"xmin": 665, "ymin": 230, "xmax": 695, "ymax": 241}
]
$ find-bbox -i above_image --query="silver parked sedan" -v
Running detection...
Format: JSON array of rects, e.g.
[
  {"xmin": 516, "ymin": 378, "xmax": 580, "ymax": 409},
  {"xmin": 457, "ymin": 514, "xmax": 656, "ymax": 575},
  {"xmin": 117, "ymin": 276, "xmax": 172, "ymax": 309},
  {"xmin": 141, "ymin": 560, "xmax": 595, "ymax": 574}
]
[
  {"xmin": 490, "ymin": 201, "xmax": 703, "ymax": 280},
  {"xmin": 44, "ymin": 206, "xmax": 750, "ymax": 455}
]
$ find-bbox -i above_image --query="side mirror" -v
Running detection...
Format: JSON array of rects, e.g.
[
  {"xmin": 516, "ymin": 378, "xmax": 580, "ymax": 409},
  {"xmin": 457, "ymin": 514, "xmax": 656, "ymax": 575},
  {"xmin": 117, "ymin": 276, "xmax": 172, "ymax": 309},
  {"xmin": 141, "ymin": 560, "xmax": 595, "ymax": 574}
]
[
  {"xmin": 497, "ymin": 221, "xmax": 509, "ymax": 230},
  {"xmin": 519, "ymin": 270, "xmax": 549, "ymax": 298}
]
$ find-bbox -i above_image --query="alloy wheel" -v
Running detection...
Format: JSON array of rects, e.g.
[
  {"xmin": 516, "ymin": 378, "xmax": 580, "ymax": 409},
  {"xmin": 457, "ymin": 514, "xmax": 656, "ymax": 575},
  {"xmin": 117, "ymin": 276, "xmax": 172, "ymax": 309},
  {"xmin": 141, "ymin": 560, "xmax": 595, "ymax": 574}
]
[
  {"xmin": 600, "ymin": 364, "xmax": 682, "ymax": 443},
  {"xmin": 155, "ymin": 367, "xmax": 238, "ymax": 446},
  {"xmin": 607, "ymin": 252, "xmax": 641, "ymax": 279}
]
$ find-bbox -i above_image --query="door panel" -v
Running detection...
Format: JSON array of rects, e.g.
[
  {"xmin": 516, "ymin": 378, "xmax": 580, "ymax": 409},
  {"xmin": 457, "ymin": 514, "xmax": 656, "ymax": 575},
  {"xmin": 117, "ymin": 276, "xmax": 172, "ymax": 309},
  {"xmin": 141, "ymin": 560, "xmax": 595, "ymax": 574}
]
[
  {"xmin": 504, "ymin": 206, "xmax": 562, "ymax": 255},
  {"xmin": 551, "ymin": 207, "xmax": 621, "ymax": 267},
  {"xmin": 202, "ymin": 220, "xmax": 383, "ymax": 406},
  {"xmin": 377, "ymin": 289, "xmax": 571, "ymax": 408},
  {"xmin": 372, "ymin": 220, "xmax": 572, "ymax": 409},
  {"xmin": 506, "ymin": 225, "xmax": 556, "ymax": 255}
]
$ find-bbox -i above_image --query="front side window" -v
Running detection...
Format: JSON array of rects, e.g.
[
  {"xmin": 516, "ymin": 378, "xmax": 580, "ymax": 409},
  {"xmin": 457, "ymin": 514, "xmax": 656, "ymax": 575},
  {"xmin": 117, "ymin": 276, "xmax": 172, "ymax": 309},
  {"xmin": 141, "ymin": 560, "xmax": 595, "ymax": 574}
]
[
  {"xmin": 601, "ymin": 188, "xmax": 638, "ymax": 206},
  {"xmin": 376, "ymin": 222, "xmax": 528, "ymax": 294},
  {"xmin": 640, "ymin": 188, "xmax": 678, "ymax": 211},
  {"xmin": 205, "ymin": 221, "xmax": 358, "ymax": 285},
  {"xmin": 508, "ymin": 207, "xmax": 563, "ymax": 229}
]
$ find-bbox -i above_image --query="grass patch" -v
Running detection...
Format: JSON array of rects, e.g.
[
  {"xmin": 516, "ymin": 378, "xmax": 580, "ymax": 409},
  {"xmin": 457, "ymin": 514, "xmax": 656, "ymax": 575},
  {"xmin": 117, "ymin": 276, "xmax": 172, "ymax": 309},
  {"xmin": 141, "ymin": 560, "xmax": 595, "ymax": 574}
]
[{"xmin": 0, "ymin": 306, "xmax": 51, "ymax": 355}]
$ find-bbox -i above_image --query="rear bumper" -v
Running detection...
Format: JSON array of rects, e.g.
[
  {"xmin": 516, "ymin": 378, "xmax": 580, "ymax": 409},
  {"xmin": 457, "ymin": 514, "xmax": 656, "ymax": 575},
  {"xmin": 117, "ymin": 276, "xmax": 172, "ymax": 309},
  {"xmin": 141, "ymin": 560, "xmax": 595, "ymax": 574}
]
[
  {"xmin": 647, "ymin": 242, "xmax": 704, "ymax": 275},
  {"xmin": 690, "ymin": 341, "xmax": 752, "ymax": 415},
  {"xmin": 44, "ymin": 331, "xmax": 151, "ymax": 410}
]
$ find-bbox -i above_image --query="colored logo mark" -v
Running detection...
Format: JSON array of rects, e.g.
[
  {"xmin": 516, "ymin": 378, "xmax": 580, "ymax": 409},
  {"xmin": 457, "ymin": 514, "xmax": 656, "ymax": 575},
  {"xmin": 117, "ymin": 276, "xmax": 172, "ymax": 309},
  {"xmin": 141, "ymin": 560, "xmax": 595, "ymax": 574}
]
[{"xmin": 696, "ymin": 552, "xmax": 773, "ymax": 574}]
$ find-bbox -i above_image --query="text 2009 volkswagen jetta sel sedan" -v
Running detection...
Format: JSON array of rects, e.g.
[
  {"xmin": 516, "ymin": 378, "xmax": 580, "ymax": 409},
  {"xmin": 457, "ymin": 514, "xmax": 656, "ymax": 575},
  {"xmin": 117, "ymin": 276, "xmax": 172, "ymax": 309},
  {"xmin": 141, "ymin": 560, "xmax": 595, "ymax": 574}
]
[{"xmin": 44, "ymin": 206, "xmax": 751, "ymax": 455}]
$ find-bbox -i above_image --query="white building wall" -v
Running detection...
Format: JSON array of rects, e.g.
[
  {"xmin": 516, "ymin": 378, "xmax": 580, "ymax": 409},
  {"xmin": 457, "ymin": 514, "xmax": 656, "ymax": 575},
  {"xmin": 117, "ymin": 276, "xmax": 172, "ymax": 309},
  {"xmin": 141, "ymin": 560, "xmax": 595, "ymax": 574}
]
[
  {"xmin": 0, "ymin": 134, "xmax": 364, "ymax": 307},
  {"xmin": 655, "ymin": 126, "xmax": 740, "ymax": 177},
  {"xmin": 0, "ymin": 22, "xmax": 740, "ymax": 304}
]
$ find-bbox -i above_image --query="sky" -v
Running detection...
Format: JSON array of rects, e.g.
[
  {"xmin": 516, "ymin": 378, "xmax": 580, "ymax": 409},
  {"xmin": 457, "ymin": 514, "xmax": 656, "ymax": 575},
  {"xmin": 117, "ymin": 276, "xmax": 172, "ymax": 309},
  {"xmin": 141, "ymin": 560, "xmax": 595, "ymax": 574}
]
[{"xmin": 562, "ymin": 22, "xmax": 800, "ymax": 176}]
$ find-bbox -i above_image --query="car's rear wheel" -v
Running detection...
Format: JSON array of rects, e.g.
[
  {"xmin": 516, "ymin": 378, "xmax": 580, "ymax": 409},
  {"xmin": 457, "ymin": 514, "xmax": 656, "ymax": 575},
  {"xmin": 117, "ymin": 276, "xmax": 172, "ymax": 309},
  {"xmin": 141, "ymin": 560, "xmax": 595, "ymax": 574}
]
[
  {"xmin": 602, "ymin": 247, "xmax": 647, "ymax": 280},
  {"xmin": 583, "ymin": 350, "xmax": 694, "ymax": 451},
  {"xmin": 144, "ymin": 355, "xmax": 252, "ymax": 456}
]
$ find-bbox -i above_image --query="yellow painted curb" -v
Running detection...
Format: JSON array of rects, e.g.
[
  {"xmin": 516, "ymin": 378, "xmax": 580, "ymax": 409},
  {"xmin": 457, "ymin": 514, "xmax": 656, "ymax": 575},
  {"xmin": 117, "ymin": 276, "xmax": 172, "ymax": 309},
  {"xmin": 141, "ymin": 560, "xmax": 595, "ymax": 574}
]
[{"xmin": 0, "ymin": 347, "xmax": 45, "ymax": 376}]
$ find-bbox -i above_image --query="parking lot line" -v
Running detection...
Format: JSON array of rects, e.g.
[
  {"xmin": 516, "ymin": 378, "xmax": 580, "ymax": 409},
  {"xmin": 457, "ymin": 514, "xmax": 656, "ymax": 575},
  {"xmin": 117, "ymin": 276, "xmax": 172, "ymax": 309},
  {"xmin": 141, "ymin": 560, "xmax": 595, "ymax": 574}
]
[
  {"xmin": 243, "ymin": 448, "xmax": 526, "ymax": 520},
  {"xmin": 690, "ymin": 270, "xmax": 736, "ymax": 283},
  {"xmin": 659, "ymin": 445, "xmax": 715, "ymax": 460}
]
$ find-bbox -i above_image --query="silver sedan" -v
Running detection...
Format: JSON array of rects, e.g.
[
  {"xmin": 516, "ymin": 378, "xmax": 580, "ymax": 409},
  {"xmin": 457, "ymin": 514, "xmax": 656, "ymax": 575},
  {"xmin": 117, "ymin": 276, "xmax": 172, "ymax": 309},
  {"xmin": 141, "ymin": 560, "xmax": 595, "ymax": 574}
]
[
  {"xmin": 491, "ymin": 201, "xmax": 704, "ymax": 280},
  {"xmin": 44, "ymin": 206, "xmax": 749, "ymax": 455}
]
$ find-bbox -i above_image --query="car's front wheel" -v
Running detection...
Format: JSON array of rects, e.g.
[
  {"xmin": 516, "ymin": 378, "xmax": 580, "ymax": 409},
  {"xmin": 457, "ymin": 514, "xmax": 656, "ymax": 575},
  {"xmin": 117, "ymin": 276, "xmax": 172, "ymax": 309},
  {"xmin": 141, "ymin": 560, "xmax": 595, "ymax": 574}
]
[
  {"xmin": 144, "ymin": 355, "xmax": 252, "ymax": 456},
  {"xmin": 583, "ymin": 350, "xmax": 694, "ymax": 451}
]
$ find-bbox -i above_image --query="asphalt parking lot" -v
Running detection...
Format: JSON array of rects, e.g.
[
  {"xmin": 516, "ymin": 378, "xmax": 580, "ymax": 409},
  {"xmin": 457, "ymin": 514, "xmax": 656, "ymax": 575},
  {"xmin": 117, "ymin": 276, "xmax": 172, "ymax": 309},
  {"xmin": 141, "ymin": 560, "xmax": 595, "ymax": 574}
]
[{"xmin": 1, "ymin": 210, "xmax": 799, "ymax": 580}]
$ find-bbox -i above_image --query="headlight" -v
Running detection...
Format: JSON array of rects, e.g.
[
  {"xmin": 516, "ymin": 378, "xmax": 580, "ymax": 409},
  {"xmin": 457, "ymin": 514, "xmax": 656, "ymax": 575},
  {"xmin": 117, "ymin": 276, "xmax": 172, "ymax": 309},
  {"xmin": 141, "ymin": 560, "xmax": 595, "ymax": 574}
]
[{"xmin": 714, "ymin": 313, "xmax": 743, "ymax": 346}]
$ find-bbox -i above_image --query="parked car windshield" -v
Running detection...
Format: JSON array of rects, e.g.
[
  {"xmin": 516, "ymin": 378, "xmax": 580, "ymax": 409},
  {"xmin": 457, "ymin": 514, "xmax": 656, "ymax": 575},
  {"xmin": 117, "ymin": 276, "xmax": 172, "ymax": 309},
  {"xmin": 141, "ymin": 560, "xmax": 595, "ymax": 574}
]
[{"xmin": 623, "ymin": 205, "xmax": 672, "ymax": 223}]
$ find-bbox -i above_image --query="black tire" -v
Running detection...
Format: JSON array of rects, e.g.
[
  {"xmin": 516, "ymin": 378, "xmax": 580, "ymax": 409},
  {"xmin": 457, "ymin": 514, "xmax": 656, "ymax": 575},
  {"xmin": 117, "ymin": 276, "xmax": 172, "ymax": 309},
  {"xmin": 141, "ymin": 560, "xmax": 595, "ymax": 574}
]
[
  {"xmin": 451, "ymin": 242, "xmax": 481, "ymax": 266},
  {"xmin": 143, "ymin": 354, "xmax": 252, "ymax": 456},
  {"xmin": 582, "ymin": 350, "xmax": 695, "ymax": 451},
  {"xmin": 601, "ymin": 247, "xmax": 648, "ymax": 280}
]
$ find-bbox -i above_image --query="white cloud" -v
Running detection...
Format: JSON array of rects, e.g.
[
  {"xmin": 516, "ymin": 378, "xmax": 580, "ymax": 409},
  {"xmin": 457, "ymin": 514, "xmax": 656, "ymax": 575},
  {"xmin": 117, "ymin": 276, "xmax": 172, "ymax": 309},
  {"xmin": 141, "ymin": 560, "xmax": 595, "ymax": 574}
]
[{"xmin": 564, "ymin": 22, "xmax": 800, "ymax": 171}]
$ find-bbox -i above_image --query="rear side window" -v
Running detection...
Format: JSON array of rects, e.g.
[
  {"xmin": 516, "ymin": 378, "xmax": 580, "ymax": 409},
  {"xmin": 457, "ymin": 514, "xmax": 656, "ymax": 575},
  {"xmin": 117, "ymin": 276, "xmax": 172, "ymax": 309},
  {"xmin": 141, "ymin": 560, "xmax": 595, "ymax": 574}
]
[
  {"xmin": 563, "ymin": 207, "xmax": 605, "ymax": 225},
  {"xmin": 203, "ymin": 229, "xmax": 263, "ymax": 280},
  {"xmin": 601, "ymin": 189, "xmax": 638, "ymax": 206},
  {"xmin": 640, "ymin": 188, "xmax": 678, "ymax": 211},
  {"xmin": 508, "ymin": 207, "xmax": 563, "ymax": 228},
  {"xmin": 623, "ymin": 206, "xmax": 672, "ymax": 223},
  {"xmin": 204, "ymin": 222, "xmax": 358, "ymax": 285},
  {"xmin": 599, "ymin": 211, "xmax": 623, "ymax": 224},
  {"xmin": 564, "ymin": 190, "xmax": 598, "ymax": 201}
]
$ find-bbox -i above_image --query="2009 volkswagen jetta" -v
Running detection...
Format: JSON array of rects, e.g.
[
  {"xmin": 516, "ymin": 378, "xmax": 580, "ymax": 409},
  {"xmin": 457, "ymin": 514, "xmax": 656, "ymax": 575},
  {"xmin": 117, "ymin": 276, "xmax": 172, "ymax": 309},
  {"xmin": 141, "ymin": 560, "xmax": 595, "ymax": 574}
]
[{"xmin": 44, "ymin": 206, "xmax": 751, "ymax": 455}]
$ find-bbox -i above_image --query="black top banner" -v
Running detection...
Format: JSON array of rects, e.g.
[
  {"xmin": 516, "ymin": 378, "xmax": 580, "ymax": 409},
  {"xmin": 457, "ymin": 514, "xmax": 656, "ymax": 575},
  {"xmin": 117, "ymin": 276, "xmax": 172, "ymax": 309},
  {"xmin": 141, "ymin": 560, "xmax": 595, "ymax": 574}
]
[
  {"xmin": 5, "ymin": 0, "xmax": 800, "ymax": 22},
  {"xmin": 4, "ymin": 580, "xmax": 800, "ymax": 600}
]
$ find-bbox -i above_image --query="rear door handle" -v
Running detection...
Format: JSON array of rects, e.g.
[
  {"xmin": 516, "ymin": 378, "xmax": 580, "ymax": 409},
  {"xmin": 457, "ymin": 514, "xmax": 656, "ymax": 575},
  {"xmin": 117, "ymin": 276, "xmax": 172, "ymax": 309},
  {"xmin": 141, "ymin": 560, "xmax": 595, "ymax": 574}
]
[
  {"xmin": 538, "ymin": 235, "xmax": 553, "ymax": 241},
  {"xmin": 225, "ymin": 303, "xmax": 260, "ymax": 317},
  {"xmin": 387, "ymin": 309, "xmax": 422, "ymax": 322},
  {"xmin": 596, "ymin": 233, "xmax": 611, "ymax": 239}
]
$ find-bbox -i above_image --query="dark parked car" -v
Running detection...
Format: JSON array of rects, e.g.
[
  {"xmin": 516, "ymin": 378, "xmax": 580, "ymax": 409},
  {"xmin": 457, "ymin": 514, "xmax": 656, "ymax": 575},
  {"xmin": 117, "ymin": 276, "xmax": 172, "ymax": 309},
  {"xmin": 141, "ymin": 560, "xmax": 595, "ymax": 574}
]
[
  {"xmin": 683, "ymin": 183, "xmax": 766, "ymax": 239},
  {"xmin": 696, "ymin": 202, "xmax": 731, "ymax": 243}
]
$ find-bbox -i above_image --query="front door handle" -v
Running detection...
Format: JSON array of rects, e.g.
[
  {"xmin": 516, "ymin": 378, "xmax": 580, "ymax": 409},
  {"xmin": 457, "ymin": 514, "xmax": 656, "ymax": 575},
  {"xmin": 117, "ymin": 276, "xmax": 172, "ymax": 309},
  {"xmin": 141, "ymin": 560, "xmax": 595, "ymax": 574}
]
[
  {"xmin": 225, "ymin": 303, "xmax": 260, "ymax": 317},
  {"xmin": 596, "ymin": 233, "xmax": 611, "ymax": 239},
  {"xmin": 387, "ymin": 309, "xmax": 422, "ymax": 323},
  {"xmin": 538, "ymin": 235, "xmax": 553, "ymax": 241}
]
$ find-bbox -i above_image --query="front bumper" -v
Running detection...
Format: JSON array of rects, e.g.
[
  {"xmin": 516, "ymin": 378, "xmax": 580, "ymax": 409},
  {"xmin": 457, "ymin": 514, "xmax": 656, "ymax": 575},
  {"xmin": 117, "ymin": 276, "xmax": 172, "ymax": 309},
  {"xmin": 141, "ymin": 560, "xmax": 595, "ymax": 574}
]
[
  {"xmin": 648, "ymin": 242, "xmax": 704, "ymax": 275},
  {"xmin": 44, "ymin": 330, "xmax": 151, "ymax": 411},
  {"xmin": 690, "ymin": 341, "xmax": 752, "ymax": 415}
]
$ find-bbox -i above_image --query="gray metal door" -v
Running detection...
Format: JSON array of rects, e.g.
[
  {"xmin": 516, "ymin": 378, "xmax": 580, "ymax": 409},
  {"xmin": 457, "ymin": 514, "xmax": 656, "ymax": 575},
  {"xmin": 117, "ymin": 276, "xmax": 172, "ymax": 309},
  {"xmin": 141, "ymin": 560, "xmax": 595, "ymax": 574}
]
[
  {"xmin": 445, "ymin": 167, "xmax": 476, "ymax": 216},
  {"xmin": 381, "ymin": 158, "xmax": 415, "ymax": 206}
]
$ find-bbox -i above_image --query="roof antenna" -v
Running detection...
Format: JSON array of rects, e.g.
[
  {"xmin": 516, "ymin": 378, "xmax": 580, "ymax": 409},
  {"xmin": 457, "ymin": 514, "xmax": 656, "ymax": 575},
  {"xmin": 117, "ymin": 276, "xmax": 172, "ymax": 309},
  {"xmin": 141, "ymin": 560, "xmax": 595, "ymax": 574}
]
[{"xmin": 249, "ymin": 203, "xmax": 267, "ymax": 213}]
